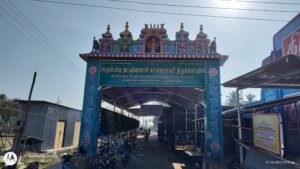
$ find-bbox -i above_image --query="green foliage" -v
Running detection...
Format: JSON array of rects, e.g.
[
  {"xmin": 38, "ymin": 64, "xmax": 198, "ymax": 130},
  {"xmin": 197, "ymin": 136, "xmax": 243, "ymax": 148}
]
[
  {"xmin": 225, "ymin": 91, "xmax": 244, "ymax": 106},
  {"xmin": 245, "ymin": 93, "xmax": 256, "ymax": 103},
  {"xmin": 0, "ymin": 94, "xmax": 19, "ymax": 134}
]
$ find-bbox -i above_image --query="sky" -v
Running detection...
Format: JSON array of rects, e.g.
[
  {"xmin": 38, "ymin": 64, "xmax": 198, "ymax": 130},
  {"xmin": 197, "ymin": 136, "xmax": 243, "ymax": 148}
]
[{"xmin": 0, "ymin": 0, "xmax": 299, "ymax": 110}]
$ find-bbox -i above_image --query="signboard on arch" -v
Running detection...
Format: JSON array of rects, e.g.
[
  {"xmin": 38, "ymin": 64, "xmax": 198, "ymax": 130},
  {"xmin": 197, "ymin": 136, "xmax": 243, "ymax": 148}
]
[{"xmin": 99, "ymin": 60, "xmax": 205, "ymax": 87}]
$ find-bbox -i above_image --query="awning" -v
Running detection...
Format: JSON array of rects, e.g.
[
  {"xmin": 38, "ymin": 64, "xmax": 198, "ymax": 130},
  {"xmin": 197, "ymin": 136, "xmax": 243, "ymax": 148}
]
[
  {"xmin": 21, "ymin": 136, "xmax": 45, "ymax": 144},
  {"xmin": 222, "ymin": 54, "xmax": 300, "ymax": 89}
]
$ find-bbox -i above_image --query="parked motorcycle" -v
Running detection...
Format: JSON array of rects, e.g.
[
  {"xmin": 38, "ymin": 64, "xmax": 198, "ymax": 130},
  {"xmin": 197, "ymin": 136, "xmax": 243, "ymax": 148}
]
[
  {"xmin": 120, "ymin": 153, "xmax": 129, "ymax": 168},
  {"xmin": 61, "ymin": 153, "xmax": 72, "ymax": 169}
]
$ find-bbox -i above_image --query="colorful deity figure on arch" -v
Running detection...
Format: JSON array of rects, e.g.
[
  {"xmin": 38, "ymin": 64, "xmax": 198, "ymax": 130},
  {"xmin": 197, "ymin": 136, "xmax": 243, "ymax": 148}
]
[{"xmin": 146, "ymin": 37, "xmax": 160, "ymax": 53}]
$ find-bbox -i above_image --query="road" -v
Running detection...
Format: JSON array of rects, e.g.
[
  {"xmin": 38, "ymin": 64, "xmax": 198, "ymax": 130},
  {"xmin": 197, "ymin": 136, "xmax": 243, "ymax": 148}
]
[{"xmin": 116, "ymin": 133, "xmax": 195, "ymax": 169}]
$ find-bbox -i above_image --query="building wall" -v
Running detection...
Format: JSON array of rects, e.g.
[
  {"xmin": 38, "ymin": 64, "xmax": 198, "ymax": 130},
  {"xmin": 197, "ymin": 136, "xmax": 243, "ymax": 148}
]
[
  {"xmin": 43, "ymin": 104, "xmax": 81, "ymax": 150},
  {"xmin": 18, "ymin": 101, "xmax": 81, "ymax": 151},
  {"xmin": 18, "ymin": 102, "xmax": 48, "ymax": 143},
  {"xmin": 42, "ymin": 106, "xmax": 57, "ymax": 150}
]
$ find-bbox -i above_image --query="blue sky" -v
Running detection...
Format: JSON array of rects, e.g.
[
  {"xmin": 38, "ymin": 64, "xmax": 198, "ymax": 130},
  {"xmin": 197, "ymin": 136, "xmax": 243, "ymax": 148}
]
[{"xmin": 0, "ymin": 0, "xmax": 299, "ymax": 110}]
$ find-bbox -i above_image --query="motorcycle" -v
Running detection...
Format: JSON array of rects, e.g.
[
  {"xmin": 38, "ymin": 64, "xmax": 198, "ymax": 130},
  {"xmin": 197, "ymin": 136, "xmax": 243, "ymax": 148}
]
[
  {"xmin": 99, "ymin": 153, "xmax": 116, "ymax": 169},
  {"xmin": 61, "ymin": 153, "xmax": 72, "ymax": 169},
  {"xmin": 118, "ymin": 141, "xmax": 130, "ymax": 168},
  {"xmin": 120, "ymin": 153, "xmax": 129, "ymax": 168}
]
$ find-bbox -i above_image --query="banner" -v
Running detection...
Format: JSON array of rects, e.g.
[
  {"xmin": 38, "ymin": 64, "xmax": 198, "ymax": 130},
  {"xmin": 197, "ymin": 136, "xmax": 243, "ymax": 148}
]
[
  {"xmin": 253, "ymin": 113, "xmax": 282, "ymax": 155},
  {"xmin": 99, "ymin": 60, "xmax": 205, "ymax": 87}
]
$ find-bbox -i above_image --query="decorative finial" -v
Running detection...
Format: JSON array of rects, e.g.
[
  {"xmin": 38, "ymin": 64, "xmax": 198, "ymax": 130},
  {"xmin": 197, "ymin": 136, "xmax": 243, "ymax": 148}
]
[
  {"xmin": 150, "ymin": 24, "xmax": 152, "ymax": 28},
  {"xmin": 160, "ymin": 23, "xmax": 164, "ymax": 29},
  {"xmin": 180, "ymin": 22, "xmax": 184, "ymax": 31},
  {"xmin": 145, "ymin": 24, "xmax": 148, "ymax": 29},
  {"xmin": 157, "ymin": 24, "xmax": 159, "ymax": 29},
  {"xmin": 125, "ymin": 22, "xmax": 129, "ymax": 30},
  {"xmin": 107, "ymin": 24, "xmax": 110, "ymax": 32},
  {"xmin": 200, "ymin": 25, "xmax": 203, "ymax": 32},
  {"xmin": 214, "ymin": 37, "xmax": 216, "ymax": 41}
]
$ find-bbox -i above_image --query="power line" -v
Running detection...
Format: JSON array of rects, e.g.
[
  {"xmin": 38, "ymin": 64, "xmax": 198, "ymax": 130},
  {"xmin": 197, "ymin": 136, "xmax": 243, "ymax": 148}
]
[
  {"xmin": 7, "ymin": 0, "xmax": 80, "ymax": 71},
  {"xmin": 2, "ymin": 0, "xmax": 79, "ymax": 72},
  {"xmin": 0, "ymin": 3, "xmax": 73, "ymax": 74},
  {"xmin": 33, "ymin": 0, "xmax": 289, "ymax": 22},
  {"xmin": 221, "ymin": 0, "xmax": 300, "ymax": 6},
  {"xmin": 1, "ymin": 1, "xmax": 74, "ymax": 72},
  {"xmin": 108, "ymin": 0, "xmax": 299, "ymax": 13}
]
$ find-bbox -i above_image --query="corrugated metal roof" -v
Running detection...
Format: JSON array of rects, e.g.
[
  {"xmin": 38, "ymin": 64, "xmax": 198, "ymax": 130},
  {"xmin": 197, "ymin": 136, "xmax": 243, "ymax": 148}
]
[{"xmin": 222, "ymin": 54, "xmax": 300, "ymax": 89}]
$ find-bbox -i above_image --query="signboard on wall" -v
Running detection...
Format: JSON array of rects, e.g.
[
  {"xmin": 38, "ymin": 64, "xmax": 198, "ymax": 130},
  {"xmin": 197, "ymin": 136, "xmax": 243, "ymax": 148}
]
[
  {"xmin": 283, "ymin": 27, "xmax": 300, "ymax": 56},
  {"xmin": 253, "ymin": 113, "xmax": 282, "ymax": 155},
  {"xmin": 140, "ymin": 105, "xmax": 163, "ymax": 116},
  {"xmin": 99, "ymin": 60, "xmax": 205, "ymax": 87},
  {"xmin": 273, "ymin": 14, "xmax": 300, "ymax": 58}
]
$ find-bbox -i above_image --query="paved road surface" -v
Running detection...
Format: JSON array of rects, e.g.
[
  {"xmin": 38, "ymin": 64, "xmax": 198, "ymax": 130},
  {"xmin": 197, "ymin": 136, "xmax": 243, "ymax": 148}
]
[{"xmin": 116, "ymin": 133, "xmax": 194, "ymax": 169}]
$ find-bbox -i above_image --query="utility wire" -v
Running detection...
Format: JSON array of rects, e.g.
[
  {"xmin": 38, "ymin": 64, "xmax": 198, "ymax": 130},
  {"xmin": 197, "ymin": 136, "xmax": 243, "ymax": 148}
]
[
  {"xmin": 220, "ymin": 0, "xmax": 300, "ymax": 6},
  {"xmin": 108, "ymin": 0, "xmax": 299, "ymax": 13},
  {"xmin": 1, "ymin": 2, "xmax": 73, "ymax": 72},
  {"xmin": 33, "ymin": 0, "xmax": 289, "ymax": 22},
  {"xmin": 7, "ymin": 0, "xmax": 80, "ymax": 71},
  {"xmin": 2, "ymin": 0, "xmax": 78, "ymax": 72},
  {"xmin": 0, "ymin": 4, "xmax": 73, "ymax": 74}
]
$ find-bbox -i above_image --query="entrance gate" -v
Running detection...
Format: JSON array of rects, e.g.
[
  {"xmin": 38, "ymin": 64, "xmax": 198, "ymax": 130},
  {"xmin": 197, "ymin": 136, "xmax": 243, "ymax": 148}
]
[{"xmin": 79, "ymin": 23, "xmax": 228, "ymax": 163}]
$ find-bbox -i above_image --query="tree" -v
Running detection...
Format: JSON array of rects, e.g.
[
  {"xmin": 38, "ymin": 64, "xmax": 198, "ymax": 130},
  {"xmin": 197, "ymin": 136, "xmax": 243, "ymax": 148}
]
[
  {"xmin": 245, "ymin": 94, "xmax": 256, "ymax": 103},
  {"xmin": 0, "ymin": 94, "xmax": 19, "ymax": 134},
  {"xmin": 225, "ymin": 91, "xmax": 243, "ymax": 106}
]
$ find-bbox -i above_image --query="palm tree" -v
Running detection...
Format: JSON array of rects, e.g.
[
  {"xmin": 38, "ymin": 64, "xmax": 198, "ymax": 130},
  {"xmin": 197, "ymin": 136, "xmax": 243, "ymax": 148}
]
[
  {"xmin": 225, "ymin": 91, "xmax": 243, "ymax": 106},
  {"xmin": 226, "ymin": 91, "xmax": 236, "ymax": 106},
  {"xmin": 245, "ymin": 94, "xmax": 256, "ymax": 103}
]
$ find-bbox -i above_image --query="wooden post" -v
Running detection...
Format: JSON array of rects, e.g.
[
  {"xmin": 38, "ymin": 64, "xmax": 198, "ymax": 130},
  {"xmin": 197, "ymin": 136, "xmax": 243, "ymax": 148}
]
[
  {"xmin": 11, "ymin": 72, "xmax": 36, "ymax": 169},
  {"xmin": 236, "ymin": 89, "xmax": 244, "ymax": 167}
]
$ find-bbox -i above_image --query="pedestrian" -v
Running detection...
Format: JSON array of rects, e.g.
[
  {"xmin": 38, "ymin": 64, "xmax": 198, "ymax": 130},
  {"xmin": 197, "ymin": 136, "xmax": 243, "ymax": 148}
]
[{"xmin": 144, "ymin": 130, "xmax": 149, "ymax": 142}]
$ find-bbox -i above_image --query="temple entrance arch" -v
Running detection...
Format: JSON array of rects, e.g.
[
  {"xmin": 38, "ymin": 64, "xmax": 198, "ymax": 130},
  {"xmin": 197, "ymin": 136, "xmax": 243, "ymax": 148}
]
[{"xmin": 79, "ymin": 23, "xmax": 228, "ymax": 165}]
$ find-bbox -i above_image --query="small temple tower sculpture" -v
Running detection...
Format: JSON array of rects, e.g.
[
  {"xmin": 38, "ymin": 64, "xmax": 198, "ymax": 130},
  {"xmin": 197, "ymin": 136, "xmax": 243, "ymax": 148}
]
[
  {"xmin": 195, "ymin": 25, "xmax": 210, "ymax": 53},
  {"xmin": 99, "ymin": 25, "xmax": 113, "ymax": 52},
  {"xmin": 118, "ymin": 22, "xmax": 133, "ymax": 52},
  {"xmin": 175, "ymin": 23, "xmax": 190, "ymax": 53}
]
